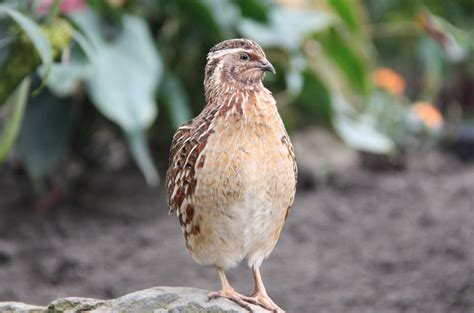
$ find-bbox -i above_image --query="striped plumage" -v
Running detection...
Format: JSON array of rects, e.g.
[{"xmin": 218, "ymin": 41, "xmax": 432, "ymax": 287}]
[{"xmin": 166, "ymin": 38, "xmax": 297, "ymax": 312}]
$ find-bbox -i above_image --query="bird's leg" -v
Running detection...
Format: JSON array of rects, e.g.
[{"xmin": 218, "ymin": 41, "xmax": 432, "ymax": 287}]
[
  {"xmin": 247, "ymin": 266, "xmax": 285, "ymax": 313},
  {"xmin": 208, "ymin": 266, "xmax": 258, "ymax": 312}
]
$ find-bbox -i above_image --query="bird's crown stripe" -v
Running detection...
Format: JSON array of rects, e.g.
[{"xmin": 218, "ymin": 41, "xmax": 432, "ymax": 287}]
[{"xmin": 207, "ymin": 48, "xmax": 253, "ymax": 60}]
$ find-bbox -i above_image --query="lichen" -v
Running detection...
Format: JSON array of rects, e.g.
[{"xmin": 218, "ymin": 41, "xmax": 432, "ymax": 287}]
[{"xmin": 47, "ymin": 298, "xmax": 105, "ymax": 312}]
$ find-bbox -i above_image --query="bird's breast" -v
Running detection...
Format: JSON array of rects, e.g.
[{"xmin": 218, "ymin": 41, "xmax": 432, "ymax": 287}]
[{"xmin": 193, "ymin": 93, "xmax": 295, "ymax": 215}]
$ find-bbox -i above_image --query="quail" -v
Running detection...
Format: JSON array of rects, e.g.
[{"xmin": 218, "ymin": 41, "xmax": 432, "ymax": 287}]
[{"xmin": 166, "ymin": 38, "xmax": 297, "ymax": 312}]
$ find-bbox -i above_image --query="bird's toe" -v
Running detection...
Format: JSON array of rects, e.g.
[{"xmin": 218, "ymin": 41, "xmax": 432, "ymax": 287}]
[
  {"xmin": 208, "ymin": 288, "xmax": 256, "ymax": 312},
  {"xmin": 246, "ymin": 292, "xmax": 285, "ymax": 313}
]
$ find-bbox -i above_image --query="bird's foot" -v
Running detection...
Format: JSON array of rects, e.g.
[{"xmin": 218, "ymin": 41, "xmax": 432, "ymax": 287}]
[
  {"xmin": 208, "ymin": 287, "xmax": 258, "ymax": 312},
  {"xmin": 246, "ymin": 291, "xmax": 285, "ymax": 313}
]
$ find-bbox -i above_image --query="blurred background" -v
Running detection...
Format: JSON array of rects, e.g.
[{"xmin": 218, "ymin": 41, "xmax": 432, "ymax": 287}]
[{"xmin": 0, "ymin": 0, "xmax": 473, "ymax": 312}]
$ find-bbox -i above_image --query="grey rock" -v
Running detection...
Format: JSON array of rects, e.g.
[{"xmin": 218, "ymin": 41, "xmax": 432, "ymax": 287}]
[
  {"xmin": 0, "ymin": 302, "xmax": 45, "ymax": 313},
  {"xmin": 0, "ymin": 287, "xmax": 267, "ymax": 312}
]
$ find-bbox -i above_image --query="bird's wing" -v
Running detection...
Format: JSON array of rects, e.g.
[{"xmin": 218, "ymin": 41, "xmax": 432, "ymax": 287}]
[
  {"xmin": 166, "ymin": 120, "xmax": 194, "ymax": 214},
  {"xmin": 166, "ymin": 105, "xmax": 216, "ymax": 216},
  {"xmin": 281, "ymin": 132, "xmax": 298, "ymax": 221}
]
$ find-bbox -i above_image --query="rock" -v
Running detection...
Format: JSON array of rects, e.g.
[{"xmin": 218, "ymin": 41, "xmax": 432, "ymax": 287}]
[
  {"xmin": 0, "ymin": 287, "xmax": 267, "ymax": 312},
  {"xmin": 0, "ymin": 302, "xmax": 45, "ymax": 313}
]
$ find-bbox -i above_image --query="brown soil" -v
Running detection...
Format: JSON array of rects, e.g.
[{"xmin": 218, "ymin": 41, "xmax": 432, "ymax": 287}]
[{"xmin": 0, "ymin": 148, "xmax": 473, "ymax": 313}]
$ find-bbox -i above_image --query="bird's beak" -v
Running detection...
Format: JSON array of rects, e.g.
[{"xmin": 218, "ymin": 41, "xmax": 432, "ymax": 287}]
[{"xmin": 260, "ymin": 60, "xmax": 276, "ymax": 74}]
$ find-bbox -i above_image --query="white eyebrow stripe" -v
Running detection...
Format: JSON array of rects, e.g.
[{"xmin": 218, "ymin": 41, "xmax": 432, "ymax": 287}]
[{"xmin": 207, "ymin": 48, "xmax": 253, "ymax": 60}]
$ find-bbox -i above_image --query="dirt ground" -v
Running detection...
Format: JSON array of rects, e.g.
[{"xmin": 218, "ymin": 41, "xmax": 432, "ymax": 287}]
[{"xmin": 0, "ymin": 134, "xmax": 473, "ymax": 313}]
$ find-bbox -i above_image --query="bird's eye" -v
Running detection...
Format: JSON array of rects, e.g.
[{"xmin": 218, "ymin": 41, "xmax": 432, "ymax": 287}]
[{"xmin": 240, "ymin": 53, "xmax": 249, "ymax": 61}]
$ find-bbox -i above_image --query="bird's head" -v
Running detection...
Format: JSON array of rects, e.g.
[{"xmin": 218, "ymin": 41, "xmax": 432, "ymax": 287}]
[{"xmin": 204, "ymin": 38, "xmax": 275, "ymax": 92}]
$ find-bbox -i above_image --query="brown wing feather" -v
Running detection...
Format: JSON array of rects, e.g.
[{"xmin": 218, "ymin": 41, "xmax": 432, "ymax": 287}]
[
  {"xmin": 166, "ymin": 115, "xmax": 216, "ymax": 251},
  {"xmin": 166, "ymin": 114, "xmax": 214, "ymax": 214},
  {"xmin": 166, "ymin": 120, "xmax": 193, "ymax": 213},
  {"xmin": 281, "ymin": 133, "xmax": 297, "ymax": 220}
]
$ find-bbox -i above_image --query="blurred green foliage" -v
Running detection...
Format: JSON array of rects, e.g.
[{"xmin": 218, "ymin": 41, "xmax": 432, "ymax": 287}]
[{"xmin": 0, "ymin": 0, "xmax": 472, "ymax": 193}]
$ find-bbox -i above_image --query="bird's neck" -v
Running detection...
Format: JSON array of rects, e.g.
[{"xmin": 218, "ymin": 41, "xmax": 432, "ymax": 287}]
[
  {"xmin": 202, "ymin": 82, "xmax": 278, "ymax": 128},
  {"xmin": 204, "ymin": 81, "xmax": 265, "ymax": 107}
]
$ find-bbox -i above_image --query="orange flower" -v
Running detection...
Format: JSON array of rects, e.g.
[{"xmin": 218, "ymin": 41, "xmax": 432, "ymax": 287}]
[
  {"xmin": 373, "ymin": 67, "xmax": 406, "ymax": 96},
  {"xmin": 410, "ymin": 102, "xmax": 443, "ymax": 129}
]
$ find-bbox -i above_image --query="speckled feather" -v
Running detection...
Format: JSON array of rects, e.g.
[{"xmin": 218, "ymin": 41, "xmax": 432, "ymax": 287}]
[{"xmin": 166, "ymin": 39, "xmax": 297, "ymax": 270}]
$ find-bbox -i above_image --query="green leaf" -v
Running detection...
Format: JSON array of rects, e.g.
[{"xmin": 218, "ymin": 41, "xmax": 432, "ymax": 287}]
[
  {"xmin": 0, "ymin": 38, "xmax": 39, "ymax": 106},
  {"xmin": 334, "ymin": 114, "xmax": 395, "ymax": 154},
  {"xmin": 417, "ymin": 37, "xmax": 445, "ymax": 98},
  {"xmin": 68, "ymin": 10, "xmax": 104, "ymax": 49},
  {"xmin": 71, "ymin": 29, "xmax": 96, "ymax": 60},
  {"xmin": 201, "ymin": 0, "xmax": 239, "ymax": 35},
  {"xmin": 316, "ymin": 28, "xmax": 370, "ymax": 94},
  {"xmin": 0, "ymin": 77, "xmax": 30, "ymax": 162},
  {"xmin": 46, "ymin": 0, "xmax": 64, "ymax": 24},
  {"xmin": 0, "ymin": 36, "xmax": 12, "ymax": 64},
  {"xmin": 285, "ymin": 53, "xmax": 306, "ymax": 97},
  {"xmin": 332, "ymin": 95, "xmax": 395, "ymax": 154},
  {"xmin": 36, "ymin": 28, "xmax": 91, "ymax": 97},
  {"xmin": 88, "ymin": 47, "xmax": 159, "ymax": 131},
  {"xmin": 420, "ymin": 12, "xmax": 469, "ymax": 63},
  {"xmin": 0, "ymin": 6, "xmax": 53, "ymax": 82},
  {"xmin": 297, "ymin": 70, "xmax": 332, "ymax": 121},
  {"xmin": 239, "ymin": 7, "xmax": 333, "ymax": 51},
  {"xmin": 234, "ymin": 0, "xmax": 269, "ymax": 22},
  {"xmin": 44, "ymin": 62, "xmax": 91, "ymax": 97},
  {"xmin": 71, "ymin": 11, "xmax": 161, "ymax": 130},
  {"xmin": 159, "ymin": 73, "xmax": 192, "ymax": 129},
  {"xmin": 328, "ymin": 0, "xmax": 362, "ymax": 35},
  {"xmin": 71, "ymin": 10, "xmax": 162, "ymax": 185},
  {"xmin": 167, "ymin": 0, "xmax": 238, "ymax": 41},
  {"xmin": 17, "ymin": 87, "xmax": 73, "ymax": 194}
]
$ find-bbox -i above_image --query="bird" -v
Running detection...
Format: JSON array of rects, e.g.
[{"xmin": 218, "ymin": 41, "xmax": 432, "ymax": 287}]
[{"xmin": 166, "ymin": 38, "xmax": 297, "ymax": 312}]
